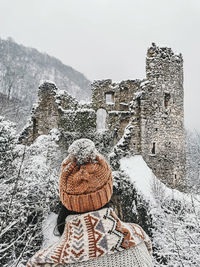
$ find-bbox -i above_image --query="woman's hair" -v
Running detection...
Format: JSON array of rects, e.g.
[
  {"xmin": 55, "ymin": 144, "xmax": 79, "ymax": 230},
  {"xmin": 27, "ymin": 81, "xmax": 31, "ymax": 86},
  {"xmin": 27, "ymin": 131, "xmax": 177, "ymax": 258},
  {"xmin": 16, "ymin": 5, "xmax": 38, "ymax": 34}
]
[
  {"xmin": 56, "ymin": 201, "xmax": 112, "ymax": 236},
  {"xmin": 56, "ymin": 203, "xmax": 79, "ymax": 235}
]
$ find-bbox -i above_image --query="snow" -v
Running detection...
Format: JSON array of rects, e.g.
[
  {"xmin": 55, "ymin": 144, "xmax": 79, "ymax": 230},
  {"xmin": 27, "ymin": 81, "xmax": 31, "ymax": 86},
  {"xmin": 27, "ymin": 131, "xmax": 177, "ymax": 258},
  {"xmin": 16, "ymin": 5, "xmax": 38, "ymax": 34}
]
[
  {"xmin": 0, "ymin": 129, "xmax": 62, "ymax": 266},
  {"xmin": 56, "ymin": 89, "xmax": 66, "ymax": 96},
  {"xmin": 59, "ymin": 106, "xmax": 94, "ymax": 114},
  {"xmin": 79, "ymin": 100, "xmax": 91, "ymax": 105},
  {"xmin": 140, "ymin": 80, "xmax": 149, "ymax": 87},
  {"xmin": 110, "ymin": 84, "xmax": 118, "ymax": 90},
  {"xmin": 49, "ymin": 128, "xmax": 61, "ymax": 142},
  {"xmin": 120, "ymin": 155, "xmax": 200, "ymax": 266},
  {"xmin": 120, "ymin": 155, "xmax": 156, "ymax": 203},
  {"xmin": 120, "ymin": 155, "xmax": 200, "ymax": 205},
  {"xmin": 0, "ymin": 116, "xmax": 16, "ymax": 136},
  {"xmin": 108, "ymin": 110, "xmax": 133, "ymax": 114},
  {"xmin": 56, "ymin": 88, "xmax": 75, "ymax": 99},
  {"xmin": 68, "ymin": 138, "xmax": 97, "ymax": 164},
  {"xmin": 114, "ymin": 124, "xmax": 133, "ymax": 151},
  {"xmin": 119, "ymin": 102, "xmax": 128, "ymax": 106},
  {"xmin": 39, "ymin": 80, "xmax": 56, "ymax": 86},
  {"xmin": 2, "ymin": 114, "xmax": 199, "ymax": 267},
  {"xmin": 96, "ymin": 108, "xmax": 107, "ymax": 131},
  {"xmin": 133, "ymin": 91, "xmax": 144, "ymax": 99},
  {"xmin": 42, "ymin": 212, "xmax": 60, "ymax": 248}
]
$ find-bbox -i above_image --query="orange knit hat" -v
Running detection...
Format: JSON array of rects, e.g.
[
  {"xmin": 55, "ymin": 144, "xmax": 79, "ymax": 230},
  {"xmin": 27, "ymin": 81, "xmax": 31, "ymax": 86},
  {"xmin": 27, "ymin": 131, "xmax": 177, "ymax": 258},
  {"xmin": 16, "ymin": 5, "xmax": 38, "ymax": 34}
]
[{"xmin": 59, "ymin": 139, "xmax": 113, "ymax": 213}]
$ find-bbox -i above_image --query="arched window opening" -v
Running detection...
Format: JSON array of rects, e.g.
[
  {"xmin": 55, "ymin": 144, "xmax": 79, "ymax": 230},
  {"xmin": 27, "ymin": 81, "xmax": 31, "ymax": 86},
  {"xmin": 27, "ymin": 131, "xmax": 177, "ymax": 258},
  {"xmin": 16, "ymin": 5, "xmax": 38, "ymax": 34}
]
[
  {"xmin": 152, "ymin": 142, "xmax": 156, "ymax": 154},
  {"xmin": 137, "ymin": 98, "xmax": 141, "ymax": 106},
  {"xmin": 164, "ymin": 93, "xmax": 171, "ymax": 108},
  {"xmin": 33, "ymin": 118, "xmax": 37, "ymax": 135},
  {"xmin": 96, "ymin": 108, "xmax": 107, "ymax": 131},
  {"xmin": 173, "ymin": 174, "xmax": 177, "ymax": 186}
]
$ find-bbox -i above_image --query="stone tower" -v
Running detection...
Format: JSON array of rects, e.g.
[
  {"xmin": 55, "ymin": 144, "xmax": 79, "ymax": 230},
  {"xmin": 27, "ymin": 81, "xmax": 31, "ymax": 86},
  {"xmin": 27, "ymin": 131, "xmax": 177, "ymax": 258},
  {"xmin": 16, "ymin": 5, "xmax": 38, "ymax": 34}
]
[
  {"xmin": 91, "ymin": 43, "xmax": 186, "ymax": 189},
  {"xmin": 141, "ymin": 43, "xmax": 185, "ymax": 188}
]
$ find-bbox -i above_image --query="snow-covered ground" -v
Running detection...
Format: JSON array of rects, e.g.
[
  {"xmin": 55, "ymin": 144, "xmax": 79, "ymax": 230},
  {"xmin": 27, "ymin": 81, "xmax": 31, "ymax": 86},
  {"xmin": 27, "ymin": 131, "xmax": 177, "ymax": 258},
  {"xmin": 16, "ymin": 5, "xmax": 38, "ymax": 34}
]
[
  {"xmin": 120, "ymin": 155, "xmax": 155, "ymax": 201},
  {"xmin": 120, "ymin": 155, "xmax": 200, "ymax": 266},
  {"xmin": 42, "ymin": 213, "xmax": 60, "ymax": 249},
  {"xmin": 1, "ymin": 119, "xmax": 200, "ymax": 266},
  {"xmin": 120, "ymin": 155, "xmax": 200, "ymax": 205}
]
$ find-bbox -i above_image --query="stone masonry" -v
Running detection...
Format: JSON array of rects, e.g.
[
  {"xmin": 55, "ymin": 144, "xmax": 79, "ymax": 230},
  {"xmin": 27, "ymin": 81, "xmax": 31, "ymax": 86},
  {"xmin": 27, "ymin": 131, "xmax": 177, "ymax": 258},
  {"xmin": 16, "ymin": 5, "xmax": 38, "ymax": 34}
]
[
  {"xmin": 142, "ymin": 44, "xmax": 185, "ymax": 189},
  {"xmin": 20, "ymin": 43, "xmax": 186, "ymax": 190}
]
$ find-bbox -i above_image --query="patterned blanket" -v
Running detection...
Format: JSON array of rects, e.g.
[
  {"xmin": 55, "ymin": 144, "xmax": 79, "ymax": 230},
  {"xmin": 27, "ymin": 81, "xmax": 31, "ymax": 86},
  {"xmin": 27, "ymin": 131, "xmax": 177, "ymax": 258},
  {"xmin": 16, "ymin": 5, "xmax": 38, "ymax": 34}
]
[{"xmin": 27, "ymin": 207, "xmax": 152, "ymax": 266}]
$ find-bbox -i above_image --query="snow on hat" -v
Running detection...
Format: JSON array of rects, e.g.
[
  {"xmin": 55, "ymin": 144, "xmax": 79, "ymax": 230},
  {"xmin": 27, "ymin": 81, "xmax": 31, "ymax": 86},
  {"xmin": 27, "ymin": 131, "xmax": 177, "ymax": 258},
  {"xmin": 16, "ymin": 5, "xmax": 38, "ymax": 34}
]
[{"xmin": 59, "ymin": 139, "xmax": 113, "ymax": 213}]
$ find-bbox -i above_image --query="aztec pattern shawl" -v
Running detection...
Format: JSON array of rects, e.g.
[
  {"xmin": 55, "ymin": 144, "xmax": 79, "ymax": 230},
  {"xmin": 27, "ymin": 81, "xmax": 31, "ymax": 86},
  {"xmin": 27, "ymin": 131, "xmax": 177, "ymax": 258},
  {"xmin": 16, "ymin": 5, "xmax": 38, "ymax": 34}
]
[{"xmin": 27, "ymin": 207, "xmax": 152, "ymax": 266}]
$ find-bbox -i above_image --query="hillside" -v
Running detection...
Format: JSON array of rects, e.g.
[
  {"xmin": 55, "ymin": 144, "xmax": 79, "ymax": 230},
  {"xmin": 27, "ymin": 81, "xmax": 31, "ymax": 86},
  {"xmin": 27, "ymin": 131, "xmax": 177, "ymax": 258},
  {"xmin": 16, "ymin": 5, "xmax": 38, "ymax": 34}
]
[
  {"xmin": 1, "ymin": 117, "xmax": 199, "ymax": 266},
  {"xmin": 0, "ymin": 37, "xmax": 91, "ymax": 131}
]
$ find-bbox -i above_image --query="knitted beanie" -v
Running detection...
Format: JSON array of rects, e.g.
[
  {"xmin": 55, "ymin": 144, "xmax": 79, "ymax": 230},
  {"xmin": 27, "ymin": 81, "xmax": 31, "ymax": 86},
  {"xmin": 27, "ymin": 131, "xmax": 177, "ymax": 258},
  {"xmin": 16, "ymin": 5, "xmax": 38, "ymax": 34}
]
[{"xmin": 59, "ymin": 139, "xmax": 113, "ymax": 213}]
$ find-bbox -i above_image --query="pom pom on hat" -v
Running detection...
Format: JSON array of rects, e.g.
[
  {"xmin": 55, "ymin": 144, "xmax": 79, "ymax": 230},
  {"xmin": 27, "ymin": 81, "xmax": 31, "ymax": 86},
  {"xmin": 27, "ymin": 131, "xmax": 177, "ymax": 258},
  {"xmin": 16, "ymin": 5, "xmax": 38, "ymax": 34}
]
[{"xmin": 68, "ymin": 138, "xmax": 97, "ymax": 165}]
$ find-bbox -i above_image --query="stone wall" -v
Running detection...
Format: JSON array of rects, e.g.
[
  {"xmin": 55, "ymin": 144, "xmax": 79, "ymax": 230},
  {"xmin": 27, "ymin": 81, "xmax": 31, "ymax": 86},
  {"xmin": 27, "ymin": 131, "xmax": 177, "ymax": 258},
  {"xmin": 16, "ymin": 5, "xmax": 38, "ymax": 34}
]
[
  {"xmin": 141, "ymin": 43, "xmax": 186, "ymax": 189},
  {"xmin": 20, "ymin": 83, "xmax": 60, "ymax": 144},
  {"xmin": 20, "ymin": 82, "xmax": 96, "ymax": 144},
  {"xmin": 91, "ymin": 43, "xmax": 186, "ymax": 189},
  {"xmin": 20, "ymin": 81, "xmax": 114, "ymax": 158},
  {"xmin": 91, "ymin": 79, "xmax": 141, "ymax": 145}
]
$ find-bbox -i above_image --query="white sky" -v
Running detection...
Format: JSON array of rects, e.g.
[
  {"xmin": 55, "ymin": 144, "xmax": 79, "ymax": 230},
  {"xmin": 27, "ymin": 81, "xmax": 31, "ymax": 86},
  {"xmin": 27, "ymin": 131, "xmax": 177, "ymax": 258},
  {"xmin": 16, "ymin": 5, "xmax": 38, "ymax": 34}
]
[{"xmin": 0, "ymin": 0, "xmax": 199, "ymax": 130}]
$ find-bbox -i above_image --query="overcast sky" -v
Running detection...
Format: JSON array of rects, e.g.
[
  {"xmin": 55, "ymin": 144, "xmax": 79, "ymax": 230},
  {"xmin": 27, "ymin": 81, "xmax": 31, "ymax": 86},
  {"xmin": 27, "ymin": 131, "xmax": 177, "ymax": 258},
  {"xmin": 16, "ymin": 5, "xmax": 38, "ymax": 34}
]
[{"xmin": 0, "ymin": 0, "xmax": 200, "ymax": 130}]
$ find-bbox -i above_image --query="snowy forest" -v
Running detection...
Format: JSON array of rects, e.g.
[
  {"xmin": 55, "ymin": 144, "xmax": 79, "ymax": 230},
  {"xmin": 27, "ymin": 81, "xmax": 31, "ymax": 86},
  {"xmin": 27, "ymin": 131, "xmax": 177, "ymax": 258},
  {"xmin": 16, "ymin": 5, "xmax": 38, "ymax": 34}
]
[{"xmin": 0, "ymin": 37, "xmax": 200, "ymax": 267}]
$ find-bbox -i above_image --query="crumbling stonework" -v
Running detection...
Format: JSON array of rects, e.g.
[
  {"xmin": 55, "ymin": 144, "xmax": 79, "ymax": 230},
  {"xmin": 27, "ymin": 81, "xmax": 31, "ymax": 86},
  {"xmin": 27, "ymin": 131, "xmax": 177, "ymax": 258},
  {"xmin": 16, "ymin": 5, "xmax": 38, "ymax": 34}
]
[
  {"xmin": 92, "ymin": 79, "xmax": 141, "ymax": 146},
  {"xmin": 20, "ymin": 43, "xmax": 186, "ymax": 190},
  {"xmin": 91, "ymin": 43, "xmax": 186, "ymax": 189},
  {"xmin": 141, "ymin": 44, "xmax": 185, "ymax": 189},
  {"xmin": 20, "ymin": 83, "xmax": 96, "ymax": 144}
]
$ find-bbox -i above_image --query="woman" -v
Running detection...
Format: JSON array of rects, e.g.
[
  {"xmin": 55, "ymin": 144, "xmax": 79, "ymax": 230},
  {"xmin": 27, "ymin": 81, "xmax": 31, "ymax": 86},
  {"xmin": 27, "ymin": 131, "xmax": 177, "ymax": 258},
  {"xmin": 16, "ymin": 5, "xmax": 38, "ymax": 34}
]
[{"xmin": 27, "ymin": 139, "xmax": 153, "ymax": 267}]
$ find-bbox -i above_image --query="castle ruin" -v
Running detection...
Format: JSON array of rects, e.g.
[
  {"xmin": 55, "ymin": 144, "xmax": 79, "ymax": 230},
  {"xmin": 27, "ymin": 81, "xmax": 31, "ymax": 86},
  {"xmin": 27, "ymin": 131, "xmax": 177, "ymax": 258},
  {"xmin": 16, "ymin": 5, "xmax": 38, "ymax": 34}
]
[{"xmin": 20, "ymin": 43, "xmax": 186, "ymax": 190}]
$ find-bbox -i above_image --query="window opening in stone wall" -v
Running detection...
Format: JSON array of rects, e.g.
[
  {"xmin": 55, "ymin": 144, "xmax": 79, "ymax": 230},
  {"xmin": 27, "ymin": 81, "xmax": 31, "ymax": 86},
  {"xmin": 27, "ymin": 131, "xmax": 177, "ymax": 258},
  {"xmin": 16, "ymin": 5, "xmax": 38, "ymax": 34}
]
[
  {"xmin": 137, "ymin": 98, "xmax": 141, "ymax": 107},
  {"xmin": 33, "ymin": 118, "xmax": 36, "ymax": 135},
  {"xmin": 173, "ymin": 174, "xmax": 177, "ymax": 186},
  {"xmin": 96, "ymin": 108, "xmax": 107, "ymax": 131},
  {"xmin": 152, "ymin": 142, "xmax": 156, "ymax": 154},
  {"xmin": 164, "ymin": 93, "xmax": 171, "ymax": 108},
  {"xmin": 105, "ymin": 92, "xmax": 114, "ymax": 104}
]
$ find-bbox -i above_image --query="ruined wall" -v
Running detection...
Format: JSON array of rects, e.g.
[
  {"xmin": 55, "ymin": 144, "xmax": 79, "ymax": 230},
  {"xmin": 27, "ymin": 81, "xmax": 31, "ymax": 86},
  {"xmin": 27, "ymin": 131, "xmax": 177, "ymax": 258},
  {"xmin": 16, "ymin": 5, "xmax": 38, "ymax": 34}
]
[
  {"xmin": 20, "ymin": 82, "xmax": 96, "ymax": 144},
  {"xmin": 20, "ymin": 83, "xmax": 60, "ymax": 144},
  {"xmin": 92, "ymin": 79, "xmax": 141, "ymax": 145},
  {"xmin": 20, "ymin": 82, "xmax": 114, "ymax": 157},
  {"xmin": 140, "ymin": 43, "xmax": 186, "ymax": 188},
  {"xmin": 20, "ymin": 43, "xmax": 186, "ymax": 190},
  {"xmin": 128, "ymin": 90, "xmax": 146, "ymax": 153}
]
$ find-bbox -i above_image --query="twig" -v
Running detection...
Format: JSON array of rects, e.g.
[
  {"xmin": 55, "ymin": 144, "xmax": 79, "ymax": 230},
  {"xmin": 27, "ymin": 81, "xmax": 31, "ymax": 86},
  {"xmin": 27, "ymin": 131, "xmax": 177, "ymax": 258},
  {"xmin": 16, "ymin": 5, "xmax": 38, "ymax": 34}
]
[{"xmin": 0, "ymin": 145, "xmax": 26, "ymax": 234}]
